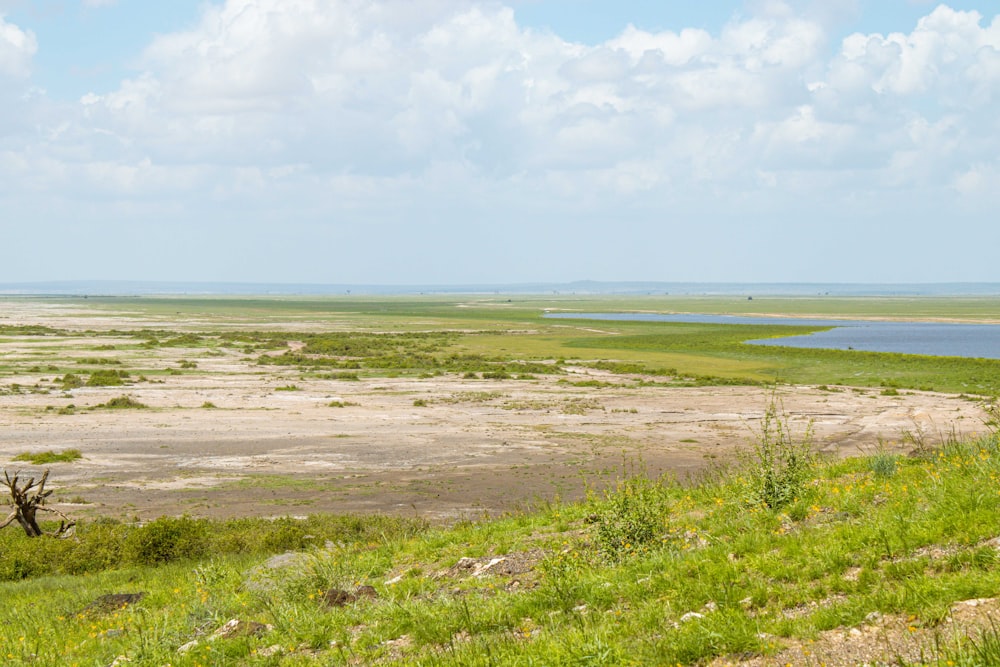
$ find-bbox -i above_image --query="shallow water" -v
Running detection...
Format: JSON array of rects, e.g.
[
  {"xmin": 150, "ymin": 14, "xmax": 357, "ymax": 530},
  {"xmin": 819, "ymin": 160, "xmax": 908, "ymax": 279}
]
[{"xmin": 544, "ymin": 312, "xmax": 1000, "ymax": 360}]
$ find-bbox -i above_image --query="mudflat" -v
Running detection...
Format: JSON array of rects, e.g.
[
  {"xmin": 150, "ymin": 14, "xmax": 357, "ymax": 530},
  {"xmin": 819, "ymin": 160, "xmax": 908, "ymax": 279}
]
[{"xmin": 0, "ymin": 298, "xmax": 988, "ymax": 522}]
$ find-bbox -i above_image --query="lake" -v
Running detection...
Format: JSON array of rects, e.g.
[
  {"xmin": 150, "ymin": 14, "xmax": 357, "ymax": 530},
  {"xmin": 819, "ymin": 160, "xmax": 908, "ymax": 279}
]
[{"xmin": 544, "ymin": 312, "xmax": 1000, "ymax": 360}]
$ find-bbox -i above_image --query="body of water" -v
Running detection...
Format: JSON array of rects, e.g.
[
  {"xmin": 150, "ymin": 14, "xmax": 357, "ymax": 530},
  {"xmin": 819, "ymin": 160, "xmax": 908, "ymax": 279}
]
[{"xmin": 544, "ymin": 312, "xmax": 1000, "ymax": 360}]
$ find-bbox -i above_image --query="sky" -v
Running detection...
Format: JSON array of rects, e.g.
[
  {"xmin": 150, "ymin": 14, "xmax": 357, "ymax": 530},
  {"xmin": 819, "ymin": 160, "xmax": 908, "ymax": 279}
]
[{"xmin": 1, "ymin": 0, "xmax": 999, "ymax": 285}]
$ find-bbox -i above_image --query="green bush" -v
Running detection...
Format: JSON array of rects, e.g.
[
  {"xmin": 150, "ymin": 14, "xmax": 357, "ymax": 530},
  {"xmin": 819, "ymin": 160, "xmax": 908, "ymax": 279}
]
[
  {"xmin": 124, "ymin": 516, "xmax": 211, "ymax": 565},
  {"xmin": 98, "ymin": 395, "xmax": 148, "ymax": 409},
  {"xmin": 60, "ymin": 373, "xmax": 83, "ymax": 389},
  {"xmin": 86, "ymin": 370, "xmax": 129, "ymax": 387},
  {"xmin": 593, "ymin": 476, "xmax": 667, "ymax": 561}
]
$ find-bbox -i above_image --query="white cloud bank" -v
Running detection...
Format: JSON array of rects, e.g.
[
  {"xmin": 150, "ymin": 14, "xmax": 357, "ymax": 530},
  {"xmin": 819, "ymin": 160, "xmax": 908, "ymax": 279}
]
[{"xmin": 2, "ymin": 1, "xmax": 1000, "ymax": 283}]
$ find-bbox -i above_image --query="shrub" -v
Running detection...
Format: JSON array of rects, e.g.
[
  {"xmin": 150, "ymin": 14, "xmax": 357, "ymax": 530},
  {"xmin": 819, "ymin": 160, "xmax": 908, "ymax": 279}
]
[
  {"xmin": 593, "ymin": 476, "xmax": 667, "ymax": 561},
  {"xmin": 98, "ymin": 396, "xmax": 148, "ymax": 409},
  {"xmin": 86, "ymin": 370, "xmax": 128, "ymax": 387},
  {"xmin": 124, "ymin": 516, "xmax": 210, "ymax": 565}
]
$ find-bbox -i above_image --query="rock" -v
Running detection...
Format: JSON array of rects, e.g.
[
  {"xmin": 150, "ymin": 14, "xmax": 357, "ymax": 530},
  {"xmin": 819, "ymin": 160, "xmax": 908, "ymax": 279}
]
[
  {"xmin": 257, "ymin": 645, "xmax": 283, "ymax": 658},
  {"xmin": 385, "ymin": 574, "xmax": 405, "ymax": 585},
  {"xmin": 703, "ymin": 601, "xmax": 717, "ymax": 613},
  {"xmin": 244, "ymin": 551, "xmax": 313, "ymax": 592},
  {"xmin": 322, "ymin": 588, "xmax": 357, "ymax": 607},
  {"xmin": 108, "ymin": 656, "xmax": 130, "ymax": 667},
  {"xmin": 355, "ymin": 585, "xmax": 378, "ymax": 599},
  {"xmin": 212, "ymin": 619, "xmax": 273, "ymax": 639},
  {"xmin": 864, "ymin": 611, "xmax": 883, "ymax": 624},
  {"xmin": 177, "ymin": 640, "xmax": 199, "ymax": 654},
  {"xmin": 955, "ymin": 598, "xmax": 996, "ymax": 608},
  {"xmin": 679, "ymin": 612, "xmax": 704, "ymax": 623},
  {"xmin": 322, "ymin": 585, "xmax": 378, "ymax": 607},
  {"xmin": 79, "ymin": 593, "xmax": 146, "ymax": 616}
]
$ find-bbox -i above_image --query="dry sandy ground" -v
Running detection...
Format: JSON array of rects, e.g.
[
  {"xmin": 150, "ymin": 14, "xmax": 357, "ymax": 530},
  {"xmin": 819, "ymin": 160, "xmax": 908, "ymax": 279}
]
[{"xmin": 0, "ymin": 301, "xmax": 990, "ymax": 522}]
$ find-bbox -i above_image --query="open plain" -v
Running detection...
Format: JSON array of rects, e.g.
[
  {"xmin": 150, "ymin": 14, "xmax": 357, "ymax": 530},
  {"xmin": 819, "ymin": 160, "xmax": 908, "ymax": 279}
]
[{"xmin": 1, "ymin": 295, "xmax": 992, "ymax": 521}]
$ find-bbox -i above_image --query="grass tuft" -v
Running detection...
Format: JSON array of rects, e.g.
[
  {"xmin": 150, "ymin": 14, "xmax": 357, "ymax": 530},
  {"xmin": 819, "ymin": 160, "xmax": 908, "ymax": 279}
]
[{"xmin": 11, "ymin": 448, "xmax": 83, "ymax": 465}]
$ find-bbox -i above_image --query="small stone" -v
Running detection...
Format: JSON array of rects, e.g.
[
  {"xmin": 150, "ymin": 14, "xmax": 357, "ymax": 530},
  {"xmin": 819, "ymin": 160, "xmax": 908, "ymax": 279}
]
[
  {"xmin": 355, "ymin": 585, "xmax": 378, "ymax": 600},
  {"xmin": 679, "ymin": 612, "xmax": 704, "ymax": 623},
  {"xmin": 257, "ymin": 645, "xmax": 283, "ymax": 658},
  {"xmin": 322, "ymin": 589, "xmax": 357, "ymax": 607},
  {"xmin": 849, "ymin": 628, "xmax": 863, "ymax": 637},
  {"xmin": 385, "ymin": 574, "xmax": 404, "ymax": 585},
  {"xmin": 703, "ymin": 601, "xmax": 718, "ymax": 613},
  {"xmin": 212, "ymin": 619, "xmax": 272, "ymax": 639},
  {"xmin": 108, "ymin": 656, "xmax": 130, "ymax": 667},
  {"xmin": 864, "ymin": 611, "xmax": 882, "ymax": 624},
  {"xmin": 177, "ymin": 640, "xmax": 199, "ymax": 654}
]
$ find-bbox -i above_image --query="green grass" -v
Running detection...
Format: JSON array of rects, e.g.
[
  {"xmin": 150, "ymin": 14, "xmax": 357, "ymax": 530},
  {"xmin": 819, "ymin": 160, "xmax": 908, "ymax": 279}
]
[
  {"xmin": 97, "ymin": 396, "xmax": 148, "ymax": 409},
  {"xmin": 5, "ymin": 430, "xmax": 1000, "ymax": 664},
  {"xmin": 10, "ymin": 449, "xmax": 83, "ymax": 465}
]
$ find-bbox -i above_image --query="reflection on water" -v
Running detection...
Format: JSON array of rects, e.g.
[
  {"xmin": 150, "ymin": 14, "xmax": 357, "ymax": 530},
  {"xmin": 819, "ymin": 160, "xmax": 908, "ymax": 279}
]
[{"xmin": 543, "ymin": 313, "xmax": 1000, "ymax": 360}]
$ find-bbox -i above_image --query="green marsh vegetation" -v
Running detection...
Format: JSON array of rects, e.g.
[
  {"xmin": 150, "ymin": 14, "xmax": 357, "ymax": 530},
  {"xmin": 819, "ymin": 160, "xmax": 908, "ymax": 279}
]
[
  {"xmin": 11, "ymin": 449, "xmax": 83, "ymax": 465},
  {"xmin": 5, "ymin": 294, "xmax": 1000, "ymax": 393}
]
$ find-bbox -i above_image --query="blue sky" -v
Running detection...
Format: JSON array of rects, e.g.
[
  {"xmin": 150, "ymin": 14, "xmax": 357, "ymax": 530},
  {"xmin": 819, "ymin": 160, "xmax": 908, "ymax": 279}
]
[{"xmin": 1, "ymin": 1, "xmax": 999, "ymax": 284}]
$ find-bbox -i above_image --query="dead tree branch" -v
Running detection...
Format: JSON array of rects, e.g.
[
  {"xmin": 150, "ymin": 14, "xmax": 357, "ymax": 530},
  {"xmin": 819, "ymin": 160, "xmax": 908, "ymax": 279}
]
[{"xmin": 1, "ymin": 470, "xmax": 75, "ymax": 538}]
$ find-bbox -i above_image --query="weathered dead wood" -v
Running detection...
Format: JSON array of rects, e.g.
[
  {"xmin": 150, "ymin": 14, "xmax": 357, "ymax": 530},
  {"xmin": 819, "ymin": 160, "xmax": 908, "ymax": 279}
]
[{"xmin": 1, "ymin": 469, "xmax": 75, "ymax": 538}]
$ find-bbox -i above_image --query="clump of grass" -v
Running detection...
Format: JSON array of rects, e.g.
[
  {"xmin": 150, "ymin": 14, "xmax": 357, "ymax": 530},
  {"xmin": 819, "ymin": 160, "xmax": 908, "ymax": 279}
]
[
  {"xmin": 413, "ymin": 398, "xmax": 429, "ymax": 407},
  {"xmin": 60, "ymin": 373, "xmax": 83, "ymax": 389},
  {"xmin": 328, "ymin": 401, "xmax": 358, "ymax": 408},
  {"xmin": 12, "ymin": 448, "xmax": 83, "ymax": 465},
  {"xmin": 200, "ymin": 401, "xmax": 217, "ymax": 409},
  {"xmin": 57, "ymin": 404, "xmax": 76, "ymax": 415},
  {"xmin": 86, "ymin": 369, "xmax": 129, "ymax": 387},
  {"xmin": 742, "ymin": 395, "xmax": 814, "ymax": 508},
  {"xmin": 178, "ymin": 360, "xmax": 198, "ymax": 369},
  {"xmin": 275, "ymin": 384, "xmax": 300, "ymax": 391},
  {"xmin": 868, "ymin": 444, "xmax": 901, "ymax": 479},
  {"xmin": 98, "ymin": 395, "xmax": 148, "ymax": 409}
]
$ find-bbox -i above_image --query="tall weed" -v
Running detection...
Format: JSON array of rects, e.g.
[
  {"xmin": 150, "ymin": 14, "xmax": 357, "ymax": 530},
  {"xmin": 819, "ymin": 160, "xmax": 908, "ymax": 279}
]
[{"xmin": 742, "ymin": 396, "xmax": 814, "ymax": 509}]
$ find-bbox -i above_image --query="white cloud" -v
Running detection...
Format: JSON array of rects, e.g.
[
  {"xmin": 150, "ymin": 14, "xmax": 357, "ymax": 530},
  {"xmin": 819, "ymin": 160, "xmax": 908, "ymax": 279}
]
[
  {"xmin": 3, "ymin": 1, "xmax": 1000, "ymax": 283},
  {"xmin": 0, "ymin": 13, "xmax": 36, "ymax": 79}
]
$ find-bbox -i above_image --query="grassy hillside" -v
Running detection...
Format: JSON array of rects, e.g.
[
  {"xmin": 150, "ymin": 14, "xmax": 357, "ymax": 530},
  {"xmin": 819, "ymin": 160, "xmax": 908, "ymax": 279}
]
[{"xmin": 4, "ymin": 407, "xmax": 1000, "ymax": 665}]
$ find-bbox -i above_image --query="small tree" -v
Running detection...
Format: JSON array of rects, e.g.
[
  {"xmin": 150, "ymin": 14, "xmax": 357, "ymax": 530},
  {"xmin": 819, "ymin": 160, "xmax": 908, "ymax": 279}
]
[{"xmin": 0, "ymin": 470, "xmax": 75, "ymax": 538}]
